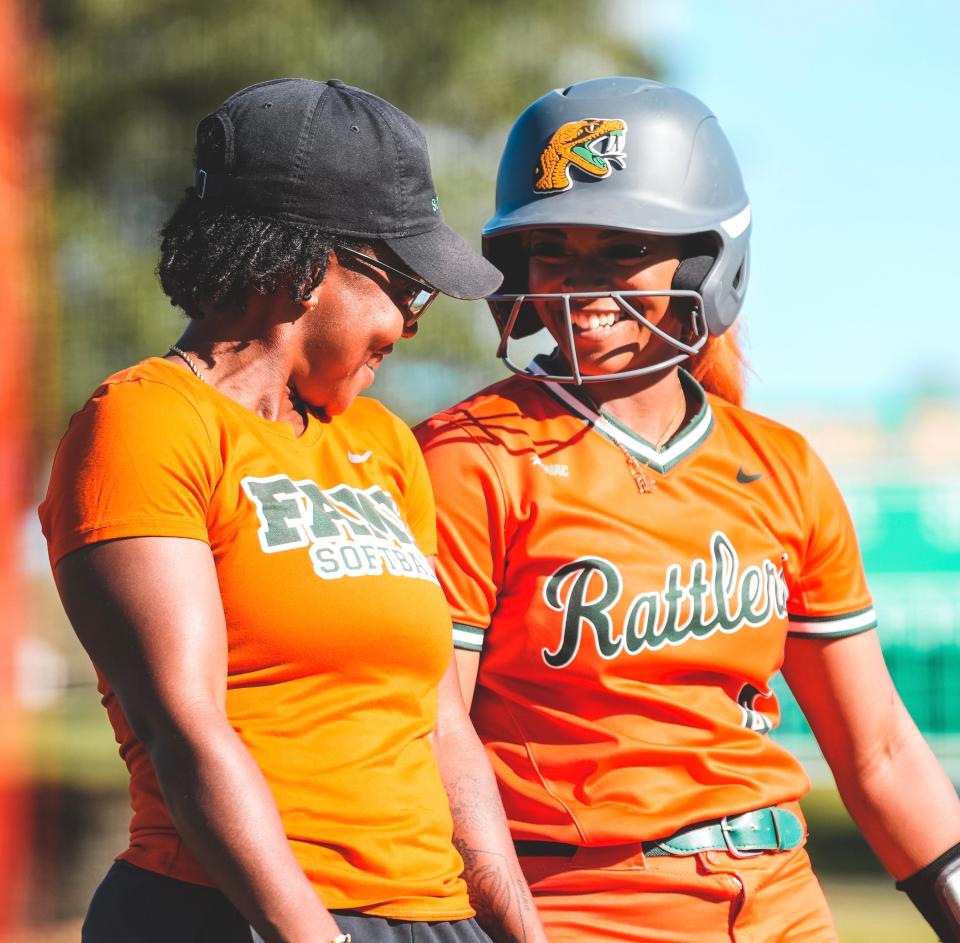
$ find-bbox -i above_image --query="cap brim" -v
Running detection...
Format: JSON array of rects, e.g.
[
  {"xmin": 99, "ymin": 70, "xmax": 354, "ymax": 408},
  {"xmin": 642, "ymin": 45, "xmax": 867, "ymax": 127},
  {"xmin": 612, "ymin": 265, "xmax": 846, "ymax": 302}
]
[{"xmin": 385, "ymin": 223, "xmax": 503, "ymax": 300}]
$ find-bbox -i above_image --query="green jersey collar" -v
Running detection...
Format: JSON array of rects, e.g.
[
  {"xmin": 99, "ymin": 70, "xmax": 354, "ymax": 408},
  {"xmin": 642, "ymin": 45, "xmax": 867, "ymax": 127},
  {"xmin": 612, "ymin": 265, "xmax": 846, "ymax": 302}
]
[{"xmin": 530, "ymin": 361, "xmax": 714, "ymax": 474}]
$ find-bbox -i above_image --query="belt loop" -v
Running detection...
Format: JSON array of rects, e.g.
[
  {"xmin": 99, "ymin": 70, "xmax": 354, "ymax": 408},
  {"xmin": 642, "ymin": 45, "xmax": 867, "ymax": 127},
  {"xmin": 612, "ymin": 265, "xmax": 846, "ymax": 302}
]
[{"xmin": 771, "ymin": 807, "xmax": 783, "ymax": 851}]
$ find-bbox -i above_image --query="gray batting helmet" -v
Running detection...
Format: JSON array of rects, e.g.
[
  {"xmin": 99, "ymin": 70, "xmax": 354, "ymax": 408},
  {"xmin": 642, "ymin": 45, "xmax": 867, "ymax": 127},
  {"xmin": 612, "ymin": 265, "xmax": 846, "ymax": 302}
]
[{"xmin": 483, "ymin": 76, "xmax": 751, "ymax": 383}]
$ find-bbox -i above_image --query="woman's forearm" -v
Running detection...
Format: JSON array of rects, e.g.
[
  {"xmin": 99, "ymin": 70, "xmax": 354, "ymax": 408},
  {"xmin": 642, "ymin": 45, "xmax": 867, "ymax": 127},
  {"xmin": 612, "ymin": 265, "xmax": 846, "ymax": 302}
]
[
  {"xmin": 432, "ymin": 718, "xmax": 547, "ymax": 943},
  {"xmin": 432, "ymin": 647, "xmax": 547, "ymax": 943},
  {"xmin": 784, "ymin": 632, "xmax": 960, "ymax": 880},
  {"xmin": 830, "ymin": 700, "xmax": 960, "ymax": 879},
  {"xmin": 145, "ymin": 707, "xmax": 341, "ymax": 943}
]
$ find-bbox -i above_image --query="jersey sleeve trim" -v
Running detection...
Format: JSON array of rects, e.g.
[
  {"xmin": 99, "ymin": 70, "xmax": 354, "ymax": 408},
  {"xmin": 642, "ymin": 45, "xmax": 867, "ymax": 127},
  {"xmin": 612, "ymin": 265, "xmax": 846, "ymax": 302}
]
[
  {"xmin": 452, "ymin": 622, "xmax": 486, "ymax": 652},
  {"xmin": 787, "ymin": 605, "xmax": 877, "ymax": 638}
]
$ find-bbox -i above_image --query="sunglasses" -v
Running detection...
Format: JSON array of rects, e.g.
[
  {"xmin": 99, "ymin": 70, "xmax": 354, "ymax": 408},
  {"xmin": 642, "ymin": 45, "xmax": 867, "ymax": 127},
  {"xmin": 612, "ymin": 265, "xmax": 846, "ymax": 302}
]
[{"xmin": 337, "ymin": 245, "xmax": 439, "ymax": 322}]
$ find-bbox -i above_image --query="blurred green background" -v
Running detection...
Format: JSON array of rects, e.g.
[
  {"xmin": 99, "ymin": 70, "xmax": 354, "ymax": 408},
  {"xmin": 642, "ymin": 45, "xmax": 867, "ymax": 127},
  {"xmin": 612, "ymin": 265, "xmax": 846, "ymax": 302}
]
[{"xmin": 11, "ymin": 1, "xmax": 957, "ymax": 940}]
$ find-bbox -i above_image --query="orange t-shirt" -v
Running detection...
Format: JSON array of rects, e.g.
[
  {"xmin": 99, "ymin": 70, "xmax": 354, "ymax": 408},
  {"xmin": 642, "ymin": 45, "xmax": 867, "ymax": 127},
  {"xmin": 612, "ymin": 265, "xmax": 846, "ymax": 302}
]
[
  {"xmin": 416, "ymin": 368, "xmax": 876, "ymax": 846},
  {"xmin": 39, "ymin": 358, "xmax": 472, "ymax": 919}
]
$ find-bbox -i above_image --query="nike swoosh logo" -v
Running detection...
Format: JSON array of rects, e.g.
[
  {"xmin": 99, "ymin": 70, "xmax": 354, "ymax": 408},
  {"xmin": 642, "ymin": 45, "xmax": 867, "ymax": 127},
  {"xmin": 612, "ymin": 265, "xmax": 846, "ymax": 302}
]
[
  {"xmin": 347, "ymin": 450, "xmax": 373, "ymax": 464},
  {"xmin": 736, "ymin": 467, "xmax": 763, "ymax": 484}
]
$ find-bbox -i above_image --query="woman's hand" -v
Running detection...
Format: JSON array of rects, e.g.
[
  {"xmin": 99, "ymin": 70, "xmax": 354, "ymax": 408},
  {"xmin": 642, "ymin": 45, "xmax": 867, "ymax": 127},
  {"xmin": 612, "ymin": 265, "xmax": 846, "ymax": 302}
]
[{"xmin": 55, "ymin": 536, "xmax": 341, "ymax": 943}]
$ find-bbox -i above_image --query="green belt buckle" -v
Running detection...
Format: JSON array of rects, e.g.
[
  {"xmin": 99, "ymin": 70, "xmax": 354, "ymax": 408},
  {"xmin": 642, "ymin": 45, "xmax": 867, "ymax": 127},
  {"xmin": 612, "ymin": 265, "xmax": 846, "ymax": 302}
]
[
  {"xmin": 651, "ymin": 807, "xmax": 804, "ymax": 858},
  {"xmin": 720, "ymin": 814, "xmax": 765, "ymax": 858}
]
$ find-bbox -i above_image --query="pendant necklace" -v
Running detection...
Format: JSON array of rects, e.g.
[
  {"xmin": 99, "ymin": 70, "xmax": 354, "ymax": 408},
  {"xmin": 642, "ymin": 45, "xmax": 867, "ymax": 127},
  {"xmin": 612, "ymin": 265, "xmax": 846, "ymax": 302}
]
[{"xmin": 607, "ymin": 385, "xmax": 687, "ymax": 495}]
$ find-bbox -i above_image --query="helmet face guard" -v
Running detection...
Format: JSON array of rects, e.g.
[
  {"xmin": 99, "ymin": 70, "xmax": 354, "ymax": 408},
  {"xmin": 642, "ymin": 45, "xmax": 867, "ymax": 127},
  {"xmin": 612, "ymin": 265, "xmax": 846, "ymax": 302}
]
[
  {"xmin": 482, "ymin": 77, "xmax": 751, "ymax": 384},
  {"xmin": 491, "ymin": 288, "xmax": 707, "ymax": 384}
]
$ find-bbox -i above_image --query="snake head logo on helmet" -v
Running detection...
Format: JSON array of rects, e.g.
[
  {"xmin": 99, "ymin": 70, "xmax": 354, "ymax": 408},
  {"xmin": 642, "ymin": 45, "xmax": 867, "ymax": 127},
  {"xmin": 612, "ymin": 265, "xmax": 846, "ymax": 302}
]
[{"xmin": 533, "ymin": 118, "xmax": 627, "ymax": 193}]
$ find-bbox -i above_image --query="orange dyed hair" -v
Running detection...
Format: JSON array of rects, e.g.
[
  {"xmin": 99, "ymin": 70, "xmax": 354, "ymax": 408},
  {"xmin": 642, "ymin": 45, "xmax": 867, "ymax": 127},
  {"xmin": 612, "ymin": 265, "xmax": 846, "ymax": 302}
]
[{"xmin": 688, "ymin": 326, "xmax": 746, "ymax": 406}]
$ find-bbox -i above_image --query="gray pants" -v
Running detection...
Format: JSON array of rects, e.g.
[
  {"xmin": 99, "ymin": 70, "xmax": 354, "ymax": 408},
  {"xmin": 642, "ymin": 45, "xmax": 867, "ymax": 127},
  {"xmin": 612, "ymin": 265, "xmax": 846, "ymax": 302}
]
[{"xmin": 327, "ymin": 912, "xmax": 491, "ymax": 943}]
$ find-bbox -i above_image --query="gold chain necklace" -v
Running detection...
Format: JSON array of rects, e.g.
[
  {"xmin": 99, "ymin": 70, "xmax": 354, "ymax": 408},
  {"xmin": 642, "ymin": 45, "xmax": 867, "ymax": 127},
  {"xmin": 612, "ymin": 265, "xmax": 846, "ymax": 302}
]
[
  {"xmin": 168, "ymin": 345, "xmax": 207, "ymax": 383},
  {"xmin": 168, "ymin": 345, "xmax": 311, "ymax": 427},
  {"xmin": 606, "ymin": 386, "xmax": 687, "ymax": 495}
]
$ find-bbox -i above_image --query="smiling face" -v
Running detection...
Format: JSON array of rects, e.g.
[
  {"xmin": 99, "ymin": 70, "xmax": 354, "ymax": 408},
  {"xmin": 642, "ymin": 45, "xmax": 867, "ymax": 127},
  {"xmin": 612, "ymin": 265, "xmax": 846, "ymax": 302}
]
[
  {"xmin": 526, "ymin": 226, "xmax": 686, "ymax": 379},
  {"xmin": 293, "ymin": 248, "xmax": 423, "ymax": 416}
]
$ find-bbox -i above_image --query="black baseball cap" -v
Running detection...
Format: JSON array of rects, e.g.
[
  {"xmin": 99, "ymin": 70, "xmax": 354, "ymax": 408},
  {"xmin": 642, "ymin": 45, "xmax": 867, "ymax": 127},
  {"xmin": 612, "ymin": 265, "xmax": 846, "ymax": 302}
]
[{"xmin": 193, "ymin": 78, "xmax": 502, "ymax": 300}]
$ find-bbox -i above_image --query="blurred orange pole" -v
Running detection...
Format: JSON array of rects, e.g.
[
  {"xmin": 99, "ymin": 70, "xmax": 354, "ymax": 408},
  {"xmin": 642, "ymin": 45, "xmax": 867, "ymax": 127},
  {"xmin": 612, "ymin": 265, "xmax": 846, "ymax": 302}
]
[{"xmin": 0, "ymin": 0, "xmax": 35, "ymax": 935}]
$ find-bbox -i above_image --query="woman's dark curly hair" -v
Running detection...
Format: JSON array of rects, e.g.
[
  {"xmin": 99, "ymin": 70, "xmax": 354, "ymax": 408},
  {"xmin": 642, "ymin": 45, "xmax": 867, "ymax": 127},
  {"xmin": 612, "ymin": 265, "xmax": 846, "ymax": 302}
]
[{"xmin": 158, "ymin": 192, "xmax": 368, "ymax": 319}]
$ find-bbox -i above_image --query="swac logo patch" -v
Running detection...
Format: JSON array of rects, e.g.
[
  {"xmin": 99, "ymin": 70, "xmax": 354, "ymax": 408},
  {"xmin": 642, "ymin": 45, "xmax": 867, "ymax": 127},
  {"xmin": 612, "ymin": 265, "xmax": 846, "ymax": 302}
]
[{"xmin": 533, "ymin": 118, "xmax": 627, "ymax": 193}]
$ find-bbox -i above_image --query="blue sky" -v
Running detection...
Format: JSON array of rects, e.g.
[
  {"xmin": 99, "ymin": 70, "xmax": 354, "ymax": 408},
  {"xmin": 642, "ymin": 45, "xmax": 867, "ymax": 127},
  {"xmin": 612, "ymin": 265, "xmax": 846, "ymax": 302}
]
[{"xmin": 622, "ymin": 1, "xmax": 960, "ymax": 409}]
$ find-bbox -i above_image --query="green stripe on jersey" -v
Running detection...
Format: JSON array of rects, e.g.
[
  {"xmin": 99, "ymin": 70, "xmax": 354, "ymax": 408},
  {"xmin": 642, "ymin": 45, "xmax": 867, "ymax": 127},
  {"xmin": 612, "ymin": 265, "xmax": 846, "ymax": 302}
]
[
  {"xmin": 787, "ymin": 606, "xmax": 878, "ymax": 637},
  {"xmin": 453, "ymin": 622, "xmax": 485, "ymax": 652}
]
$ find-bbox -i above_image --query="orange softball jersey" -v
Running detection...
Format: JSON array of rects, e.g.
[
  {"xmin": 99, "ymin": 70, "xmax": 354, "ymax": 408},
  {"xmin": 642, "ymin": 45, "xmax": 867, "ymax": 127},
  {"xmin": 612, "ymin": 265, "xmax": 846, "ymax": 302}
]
[
  {"xmin": 40, "ymin": 358, "xmax": 472, "ymax": 920},
  {"xmin": 416, "ymin": 368, "xmax": 876, "ymax": 846}
]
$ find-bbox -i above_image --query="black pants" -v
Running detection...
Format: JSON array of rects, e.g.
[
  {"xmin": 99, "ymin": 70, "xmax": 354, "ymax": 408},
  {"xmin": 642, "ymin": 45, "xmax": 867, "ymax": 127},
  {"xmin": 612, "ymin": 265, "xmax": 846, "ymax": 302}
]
[
  {"xmin": 82, "ymin": 861, "xmax": 492, "ymax": 943},
  {"xmin": 82, "ymin": 862, "xmax": 253, "ymax": 943}
]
